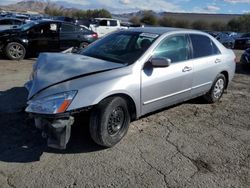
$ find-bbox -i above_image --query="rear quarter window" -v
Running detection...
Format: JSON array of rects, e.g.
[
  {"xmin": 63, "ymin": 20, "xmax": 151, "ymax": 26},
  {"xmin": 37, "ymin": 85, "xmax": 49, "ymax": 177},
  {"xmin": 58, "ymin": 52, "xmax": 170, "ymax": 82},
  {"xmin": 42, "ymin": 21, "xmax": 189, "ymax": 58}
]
[{"xmin": 190, "ymin": 34, "xmax": 221, "ymax": 59}]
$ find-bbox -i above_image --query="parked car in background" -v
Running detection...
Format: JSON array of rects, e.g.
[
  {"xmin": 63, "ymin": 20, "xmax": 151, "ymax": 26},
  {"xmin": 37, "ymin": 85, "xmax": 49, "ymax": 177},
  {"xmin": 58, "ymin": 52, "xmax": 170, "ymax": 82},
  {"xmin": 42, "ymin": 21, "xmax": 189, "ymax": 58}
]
[
  {"xmin": 240, "ymin": 48, "xmax": 250, "ymax": 66},
  {"xmin": 25, "ymin": 27, "xmax": 236, "ymax": 149},
  {"xmin": 89, "ymin": 18, "xmax": 128, "ymax": 37},
  {"xmin": 234, "ymin": 33, "xmax": 250, "ymax": 50},
  {"xmin": 0, "ymin": 20, "xmax": 98, "ymax": 60},
  {"xmin": 0, "ymin": 17, "xmax": 25, "ymax": 31},
  {"xmin": 207, "ymin": 31, "xmax": 234, "ymax": 49}
]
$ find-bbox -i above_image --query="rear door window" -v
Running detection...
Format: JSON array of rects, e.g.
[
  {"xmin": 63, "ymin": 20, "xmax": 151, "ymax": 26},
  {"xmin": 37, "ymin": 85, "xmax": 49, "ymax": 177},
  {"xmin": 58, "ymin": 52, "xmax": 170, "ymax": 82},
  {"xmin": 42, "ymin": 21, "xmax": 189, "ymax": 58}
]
[
  {"xmin": 109, "ymin": 20, "xmax": 118, "ymax": 26},
  {"xmin": 190, "ymin": 34, "xmax": 220, "ymax": 58},
  {"xmin": 61, "ymin": 23, "xmax": 76, "ymax": 33}
]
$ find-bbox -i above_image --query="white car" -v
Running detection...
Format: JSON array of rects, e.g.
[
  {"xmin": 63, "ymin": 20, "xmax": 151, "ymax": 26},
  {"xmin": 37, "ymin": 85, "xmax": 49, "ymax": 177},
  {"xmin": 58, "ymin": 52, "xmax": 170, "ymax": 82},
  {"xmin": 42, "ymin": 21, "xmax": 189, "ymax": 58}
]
[{"xmin": 89, "ymin": 18, "xmax": 127, "ymax": 37}]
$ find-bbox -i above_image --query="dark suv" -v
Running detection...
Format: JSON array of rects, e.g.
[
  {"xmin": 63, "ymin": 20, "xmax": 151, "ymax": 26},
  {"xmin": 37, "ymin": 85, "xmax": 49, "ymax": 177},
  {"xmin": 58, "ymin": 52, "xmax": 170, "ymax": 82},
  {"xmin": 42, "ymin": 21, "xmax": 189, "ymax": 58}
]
[
  {"xmin": 234, "ymin": 33, "xmax": 250, "ymax": 50},
  {"xmin": 0, "ymin": 20, "xmax": 98, "ymax": 60}
]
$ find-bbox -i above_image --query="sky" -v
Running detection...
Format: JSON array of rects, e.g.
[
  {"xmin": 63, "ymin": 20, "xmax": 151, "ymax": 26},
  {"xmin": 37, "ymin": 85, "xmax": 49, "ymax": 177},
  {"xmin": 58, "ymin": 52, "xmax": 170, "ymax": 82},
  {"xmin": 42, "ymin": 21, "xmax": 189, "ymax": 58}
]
[{"xmin": 1, "ymin": 0, "xmax": 250, "ymax": 14}]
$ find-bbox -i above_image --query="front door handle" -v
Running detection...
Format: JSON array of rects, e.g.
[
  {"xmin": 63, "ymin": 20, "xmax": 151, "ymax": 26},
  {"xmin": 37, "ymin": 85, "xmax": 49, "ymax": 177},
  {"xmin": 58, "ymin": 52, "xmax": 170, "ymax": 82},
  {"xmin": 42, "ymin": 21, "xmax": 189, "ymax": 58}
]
[
  {"xmin": 215, "ymin": 58, "xmax": 221, "ymax": 63},
  {"xmin": 182, "ymin": 66, "xmax": 192, "ymax": 72}
]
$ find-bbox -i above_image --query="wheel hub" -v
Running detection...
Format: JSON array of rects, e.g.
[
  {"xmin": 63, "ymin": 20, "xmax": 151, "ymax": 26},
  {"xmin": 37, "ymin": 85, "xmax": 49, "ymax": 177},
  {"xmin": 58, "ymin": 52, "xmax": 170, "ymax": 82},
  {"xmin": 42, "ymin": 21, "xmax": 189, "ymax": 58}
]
[
  {"xmin": 107, "ymin": 107, "xmax": 125, "ymax": 136},
  {"xmin": 9, "ymin": 44, "xmax": 23, "ymax": 58},
  {"xmin": 213, "ymin": 78, "xmax": 224, "ymax": 99}
]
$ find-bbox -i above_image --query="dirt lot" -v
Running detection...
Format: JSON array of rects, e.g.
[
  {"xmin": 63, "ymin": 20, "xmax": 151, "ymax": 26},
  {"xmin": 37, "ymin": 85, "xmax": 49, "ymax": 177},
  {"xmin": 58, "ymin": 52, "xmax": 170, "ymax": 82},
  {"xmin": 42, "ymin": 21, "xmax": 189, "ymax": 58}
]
[{"xmin": 0, "ymin": 51, "xmax": 250, "ymax": 188}]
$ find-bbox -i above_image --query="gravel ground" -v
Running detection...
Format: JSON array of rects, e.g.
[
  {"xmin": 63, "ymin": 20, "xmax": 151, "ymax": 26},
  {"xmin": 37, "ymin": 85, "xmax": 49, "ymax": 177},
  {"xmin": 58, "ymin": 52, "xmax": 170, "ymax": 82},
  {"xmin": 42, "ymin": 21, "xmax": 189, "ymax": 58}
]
[{"xmin": 0, "ymin": 51, "xmax": 250, "ymax": 188}]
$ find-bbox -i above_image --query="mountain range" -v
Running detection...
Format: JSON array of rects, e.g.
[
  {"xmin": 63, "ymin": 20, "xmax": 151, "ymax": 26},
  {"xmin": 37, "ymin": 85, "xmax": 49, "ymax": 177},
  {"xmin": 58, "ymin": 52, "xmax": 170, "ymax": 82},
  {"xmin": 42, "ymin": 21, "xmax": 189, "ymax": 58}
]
[{"xmin": 0, "ymin": 0, "xmax": 241, "ymax": 23}]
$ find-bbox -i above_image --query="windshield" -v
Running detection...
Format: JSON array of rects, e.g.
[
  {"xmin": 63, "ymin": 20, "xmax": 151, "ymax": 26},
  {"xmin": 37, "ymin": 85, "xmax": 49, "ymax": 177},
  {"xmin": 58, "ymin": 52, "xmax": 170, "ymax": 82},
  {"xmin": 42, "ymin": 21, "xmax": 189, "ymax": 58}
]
[
  {"xmin": 19, "ymin": 22, "xmax": 36, "ymax": 31},
  {"xmin": 81, "ymin": 31, "xmax": 159, "ymax": 65}
]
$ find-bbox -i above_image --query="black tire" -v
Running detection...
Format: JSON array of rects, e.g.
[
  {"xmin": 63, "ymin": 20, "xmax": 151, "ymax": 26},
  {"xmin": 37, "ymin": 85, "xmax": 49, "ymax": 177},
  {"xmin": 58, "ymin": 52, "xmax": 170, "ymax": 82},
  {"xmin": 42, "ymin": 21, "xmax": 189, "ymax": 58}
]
[
  {"xmin": 5, "ymin": 42, "xmax": 26, "ymax": 60},
  {"xmin": 204, "ymin": 74, "xmax": 226, "ymax": 103},
  {"xmin": 89, "ymin": 97, "xmax": 131, "ymax": 147}
]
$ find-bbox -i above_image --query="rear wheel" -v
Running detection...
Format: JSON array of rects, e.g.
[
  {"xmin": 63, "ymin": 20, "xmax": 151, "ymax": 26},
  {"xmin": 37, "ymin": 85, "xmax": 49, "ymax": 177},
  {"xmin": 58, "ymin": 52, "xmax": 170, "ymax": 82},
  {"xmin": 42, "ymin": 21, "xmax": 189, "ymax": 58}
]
[
  {"xmin": 5, "ymin": 42, "xmax": 26, "ymax": 60},
  {"xmin": 204, "ymin": 74, "xmax": 226, "ymax": 103},
  {"xmin": 89, "ymin": 97, "xmax": 130, "ymax": 147}
]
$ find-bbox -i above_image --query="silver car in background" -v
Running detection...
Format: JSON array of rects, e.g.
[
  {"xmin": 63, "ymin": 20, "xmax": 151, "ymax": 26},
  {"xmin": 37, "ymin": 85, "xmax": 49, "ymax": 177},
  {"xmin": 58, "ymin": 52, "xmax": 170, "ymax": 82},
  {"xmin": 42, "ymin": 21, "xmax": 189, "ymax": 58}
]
[{"xmin": 25, "ymin": 27, "xmax": 236, "ymax": 149}]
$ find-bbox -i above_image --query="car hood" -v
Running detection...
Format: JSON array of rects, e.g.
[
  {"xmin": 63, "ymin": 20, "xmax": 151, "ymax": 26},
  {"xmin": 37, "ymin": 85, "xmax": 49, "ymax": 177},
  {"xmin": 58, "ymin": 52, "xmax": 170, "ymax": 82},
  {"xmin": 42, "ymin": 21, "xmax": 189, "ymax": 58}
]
[{"xmin": 27, "ymin": 53, "xmax": 126, "ymax": 99}]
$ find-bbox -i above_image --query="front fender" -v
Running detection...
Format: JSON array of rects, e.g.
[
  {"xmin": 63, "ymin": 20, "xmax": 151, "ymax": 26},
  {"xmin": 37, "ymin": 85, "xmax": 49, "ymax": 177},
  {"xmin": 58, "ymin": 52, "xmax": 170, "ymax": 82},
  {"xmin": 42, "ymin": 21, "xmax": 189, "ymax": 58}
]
[
  {"xmin": 67, "ymin": 73, "xmax": 140, "ymax": 117},
  {"xmin": 28, "ymin": 66, "xmax": 141, "ymax": 118},
  {"xmin": 5, "ymin": 37, "xmax": 29, "ymax": 48}
]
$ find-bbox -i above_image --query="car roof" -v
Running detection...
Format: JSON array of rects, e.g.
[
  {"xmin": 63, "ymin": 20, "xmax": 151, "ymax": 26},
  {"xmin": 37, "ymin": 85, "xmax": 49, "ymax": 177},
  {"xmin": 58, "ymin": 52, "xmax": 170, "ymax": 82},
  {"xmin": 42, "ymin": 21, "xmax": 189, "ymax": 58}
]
[
  {"xmin": 94, "ymin": 18, "xmax": 119, "ymax": 21},
  {"xmin": 35, "ymin": 20, "xmax": 78, "ymax": 26},
  {"xmin": 127, "ymin": 27, "xmax": 195, "ymax": 35}
]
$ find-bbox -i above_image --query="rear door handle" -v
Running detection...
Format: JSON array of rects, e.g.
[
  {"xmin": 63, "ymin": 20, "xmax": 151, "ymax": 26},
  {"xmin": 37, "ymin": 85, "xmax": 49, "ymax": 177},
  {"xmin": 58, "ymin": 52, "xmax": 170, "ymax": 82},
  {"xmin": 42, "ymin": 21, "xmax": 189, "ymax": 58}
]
[
  {"xmin": 182, "ymin": 66, "xmax": 192, "ymax": 72},
  {"xmin": 215, "ymin": 58, "xmax": 221, "ymax": 63}
]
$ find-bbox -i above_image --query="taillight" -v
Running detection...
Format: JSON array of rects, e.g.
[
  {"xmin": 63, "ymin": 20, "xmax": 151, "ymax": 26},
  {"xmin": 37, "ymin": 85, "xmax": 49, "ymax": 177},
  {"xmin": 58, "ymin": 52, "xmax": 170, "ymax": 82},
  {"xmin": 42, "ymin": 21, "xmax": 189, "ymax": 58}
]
[{"xmin": 92, "ymin": 33, "xmax": 98, "ymax": 38}]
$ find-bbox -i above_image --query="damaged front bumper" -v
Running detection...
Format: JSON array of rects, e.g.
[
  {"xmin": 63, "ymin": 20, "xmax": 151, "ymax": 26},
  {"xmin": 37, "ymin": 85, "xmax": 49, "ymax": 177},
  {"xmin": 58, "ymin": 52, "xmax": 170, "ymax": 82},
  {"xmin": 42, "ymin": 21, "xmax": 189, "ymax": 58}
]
[
  {"xmin": 28, "ymin": 106, "xmax": 92, "ymax": 150},
  {"xmin": 33, "ymin": 115, "xmax": 74, "ymax": 150}
]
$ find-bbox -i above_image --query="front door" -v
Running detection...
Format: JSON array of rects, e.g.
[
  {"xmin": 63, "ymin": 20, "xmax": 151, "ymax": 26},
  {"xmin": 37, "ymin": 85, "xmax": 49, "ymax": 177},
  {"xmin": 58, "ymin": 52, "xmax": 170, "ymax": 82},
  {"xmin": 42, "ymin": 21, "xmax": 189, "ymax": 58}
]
[
  {"xmin": 141, "ymin": 34, "xmax": 193, "ymax": 115},
  {"xmin": 28, "ymin": 22, "xmax": 59, "ymax": 54}
]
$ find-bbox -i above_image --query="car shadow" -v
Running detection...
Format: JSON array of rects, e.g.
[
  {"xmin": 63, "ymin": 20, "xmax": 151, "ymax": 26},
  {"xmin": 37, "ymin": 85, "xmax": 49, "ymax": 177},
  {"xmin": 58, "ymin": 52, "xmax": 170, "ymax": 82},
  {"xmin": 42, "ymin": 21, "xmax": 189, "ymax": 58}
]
[
  {"xmin": 235, "ymin": 63, "xmax": 250, "ymax": 75},
  {"xmin": 0, "ymin": 87, "xmax": 104, "ymax": 163}
]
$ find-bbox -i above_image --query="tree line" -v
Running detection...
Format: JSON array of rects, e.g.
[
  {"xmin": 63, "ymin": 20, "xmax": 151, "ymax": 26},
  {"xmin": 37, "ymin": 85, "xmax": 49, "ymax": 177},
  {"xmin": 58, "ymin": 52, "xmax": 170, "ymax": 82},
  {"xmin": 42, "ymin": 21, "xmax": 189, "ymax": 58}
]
[
  {"xmin": 44, "ymin": 6, "xmax": 112, "ymax": 19},
  {"xmin": 131, "ymin": 11, "xmax": 250, "ymax": 32}
]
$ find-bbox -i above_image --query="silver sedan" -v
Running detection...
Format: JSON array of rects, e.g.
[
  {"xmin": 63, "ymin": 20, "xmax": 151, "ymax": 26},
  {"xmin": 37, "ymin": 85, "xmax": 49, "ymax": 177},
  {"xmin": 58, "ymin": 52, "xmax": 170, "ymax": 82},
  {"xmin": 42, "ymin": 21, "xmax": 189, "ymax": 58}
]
[{"xmin": 25, "ymin": 27, "xmax": 236, "ymax": 149}]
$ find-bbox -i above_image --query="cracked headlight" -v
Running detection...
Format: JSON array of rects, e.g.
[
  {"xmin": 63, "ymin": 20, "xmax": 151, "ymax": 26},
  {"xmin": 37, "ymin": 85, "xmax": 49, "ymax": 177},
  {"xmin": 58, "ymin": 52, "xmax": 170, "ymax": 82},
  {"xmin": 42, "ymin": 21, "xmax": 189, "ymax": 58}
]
[{"xmin": 25, "ymin": 91, "xmax": 77, "ymax": 114}]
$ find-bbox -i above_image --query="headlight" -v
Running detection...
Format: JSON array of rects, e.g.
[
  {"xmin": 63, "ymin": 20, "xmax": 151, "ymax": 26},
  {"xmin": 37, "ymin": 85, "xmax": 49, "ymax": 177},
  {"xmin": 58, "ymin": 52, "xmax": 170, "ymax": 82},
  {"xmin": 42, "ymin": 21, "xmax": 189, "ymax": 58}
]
[{"xmin": 25, "ymin": 91, "xmax": 77, "ymax": 114}]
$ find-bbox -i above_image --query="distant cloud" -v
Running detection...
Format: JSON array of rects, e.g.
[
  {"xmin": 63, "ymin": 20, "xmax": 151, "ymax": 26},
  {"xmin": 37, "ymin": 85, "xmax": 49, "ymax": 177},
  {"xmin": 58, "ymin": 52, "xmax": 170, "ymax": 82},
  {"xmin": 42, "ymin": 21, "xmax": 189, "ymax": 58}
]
[
  {"xmin": 117, "ymin": 0, "xmax": 181, "ymax": 12},
  {"xmin": 204, "ymin": 5, "xmax": 220, "ymax": 12},
  {"xmin": 224, "ymin": 0, "xmax": 250, "ymax": 3},
  {"xmin": 242, "ymin": 10, "xmax": 250, "ymax": 13},
  {"xmin": 119, "ymin": 0, "xmax": 131, "ymax": 5}
]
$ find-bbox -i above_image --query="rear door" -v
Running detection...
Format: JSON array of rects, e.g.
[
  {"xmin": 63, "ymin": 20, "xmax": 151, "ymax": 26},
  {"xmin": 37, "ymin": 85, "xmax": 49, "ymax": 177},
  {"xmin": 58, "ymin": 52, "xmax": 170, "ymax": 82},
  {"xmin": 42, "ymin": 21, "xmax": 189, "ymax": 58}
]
[
  {"xmin": 108, "ymin": 20, "xmax": 119, "ymax": 33},
  {"xmin": 59, "ymin": 23, "xmax": 79, "ymax": 50},
  {"xmin": 189, "ymin": 34, "xmax": 222, "ymax": 97},
  {"xmin": 141, "ymin": 34, "xmax": 193, "ymax": 115}
]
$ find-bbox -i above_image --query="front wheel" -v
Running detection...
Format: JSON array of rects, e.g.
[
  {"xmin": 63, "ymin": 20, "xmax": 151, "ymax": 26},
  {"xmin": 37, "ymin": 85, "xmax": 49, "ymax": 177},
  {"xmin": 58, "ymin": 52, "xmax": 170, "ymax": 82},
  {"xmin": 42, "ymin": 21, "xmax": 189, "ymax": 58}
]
[
  {"xmin": 5, "ymin": 42, "xmax": 26, "ymax": 60},
  {"xmin": 203, "ymin": 74, "xmax": 226, "ymax": 103},
  {"xmin": 89, "ymin": 97, "xmax": 130, "ymax": 147}
]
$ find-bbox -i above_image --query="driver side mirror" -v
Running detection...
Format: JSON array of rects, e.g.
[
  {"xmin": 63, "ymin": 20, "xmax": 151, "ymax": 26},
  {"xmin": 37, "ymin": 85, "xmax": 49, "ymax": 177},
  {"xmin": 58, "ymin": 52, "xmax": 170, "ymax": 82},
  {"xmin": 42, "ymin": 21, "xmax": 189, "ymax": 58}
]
[{"xmin": 150, "ymin": 57, "xmax": 171, "ymax": 67}]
